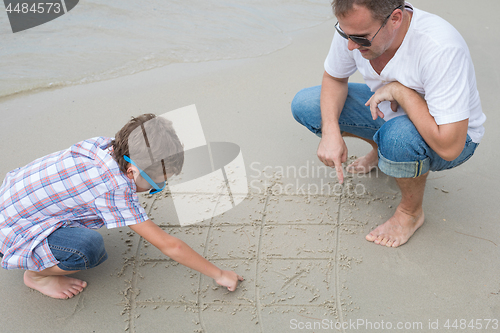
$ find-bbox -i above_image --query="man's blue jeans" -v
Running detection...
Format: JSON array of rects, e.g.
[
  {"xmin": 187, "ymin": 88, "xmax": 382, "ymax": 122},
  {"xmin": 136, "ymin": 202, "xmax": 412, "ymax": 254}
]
[
  {"xmin": 291, "ymin": 83, "xmax": 478, "ymax": 178},
  {"xmin": 1, "ymin": 227, "xmax": 108, "ymax": 271}
]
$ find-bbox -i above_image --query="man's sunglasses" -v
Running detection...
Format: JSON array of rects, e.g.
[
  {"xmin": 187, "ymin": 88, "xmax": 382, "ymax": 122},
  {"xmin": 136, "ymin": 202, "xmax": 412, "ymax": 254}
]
[{"xmin": 334, "ymin": 4, "xmax": 405, "ymax": 47}]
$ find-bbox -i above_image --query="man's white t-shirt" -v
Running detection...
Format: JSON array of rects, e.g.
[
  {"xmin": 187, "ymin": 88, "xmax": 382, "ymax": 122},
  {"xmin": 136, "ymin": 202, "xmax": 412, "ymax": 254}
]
[{"xmin": 324, "ymin": 3, "xmax": 486, "ymax": 143}]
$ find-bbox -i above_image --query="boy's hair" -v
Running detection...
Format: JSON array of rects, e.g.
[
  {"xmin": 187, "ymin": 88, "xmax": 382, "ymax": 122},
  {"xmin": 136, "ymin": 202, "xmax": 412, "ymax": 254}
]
[
  {"xmin": 111, "ymin": 114, "xmax": 184, "ymax": 178},
  {"xmin": 332, "ymin": 0, "xmax": 405, "ymax": 22}
]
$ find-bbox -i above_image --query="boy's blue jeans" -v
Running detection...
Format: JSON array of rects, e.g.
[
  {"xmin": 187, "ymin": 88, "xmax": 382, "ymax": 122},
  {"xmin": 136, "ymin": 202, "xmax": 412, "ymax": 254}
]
[
  {"xmin": 45, "ymin": 227, "xmax": 108, "ymax": 271},
  {"xmin": 291, "ymin": 83, "xmax": 478, "ymax": 178},
  {"xmin": 0, "ymin": 227, "xmax": 108, "ymax": 271}
]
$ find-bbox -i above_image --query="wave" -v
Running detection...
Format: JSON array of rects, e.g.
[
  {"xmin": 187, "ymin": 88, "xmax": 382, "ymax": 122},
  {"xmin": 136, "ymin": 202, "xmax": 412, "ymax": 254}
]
[{"xmin": 0, "ymin": 0, "xmax": 333, "ymax": 98}]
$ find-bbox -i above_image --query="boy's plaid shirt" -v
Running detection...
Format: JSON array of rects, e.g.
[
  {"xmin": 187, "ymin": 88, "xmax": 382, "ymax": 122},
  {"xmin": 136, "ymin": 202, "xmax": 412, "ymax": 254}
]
[{"xmin": 0, "ymin": 137, "xmax": 149, "ymax": 271}]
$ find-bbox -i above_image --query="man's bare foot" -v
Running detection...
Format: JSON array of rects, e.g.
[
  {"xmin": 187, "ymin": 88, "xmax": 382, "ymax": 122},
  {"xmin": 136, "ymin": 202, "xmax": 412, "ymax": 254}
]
[
  {"xmin": 365, "ymin": 207, "xmax": 425, "ymax": 248},
  {"xmin": 24, "ymin": 271, "xmax": 87, "ymax": 299},
  {"xmin": 346, "ymin": 149, "xmax": 378, "ymax": 174}
]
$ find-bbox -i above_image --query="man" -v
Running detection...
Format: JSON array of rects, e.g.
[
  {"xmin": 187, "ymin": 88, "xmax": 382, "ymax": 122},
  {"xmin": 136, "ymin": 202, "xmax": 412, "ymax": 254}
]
[{"xmin": 291, "ymin": 0, "xmax": 485, "ymax": 247}]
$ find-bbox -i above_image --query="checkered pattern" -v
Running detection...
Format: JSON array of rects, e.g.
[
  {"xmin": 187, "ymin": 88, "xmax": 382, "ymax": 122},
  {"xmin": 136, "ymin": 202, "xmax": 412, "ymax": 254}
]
[{"xmin": 0, "ymin": 137, "xmax": 149, "ymax": 271}]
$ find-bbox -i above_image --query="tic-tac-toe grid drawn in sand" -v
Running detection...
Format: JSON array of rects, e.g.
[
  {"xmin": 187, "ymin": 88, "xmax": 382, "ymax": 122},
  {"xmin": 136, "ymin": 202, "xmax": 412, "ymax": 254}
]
[
  {"xmin": 117, "ymin": 168, "xmax": 379, "ymax": 333},
  {"xmin": 118, "ymin": 164, "xmax": 500, "ymax": 333}
]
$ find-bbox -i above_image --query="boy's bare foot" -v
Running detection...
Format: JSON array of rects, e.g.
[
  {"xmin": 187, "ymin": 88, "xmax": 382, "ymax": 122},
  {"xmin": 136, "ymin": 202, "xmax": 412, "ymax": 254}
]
[
  {"xmin": 365, "ymin": 207, "xmax": 425, "ymax": 248},
  {"xmin": 24, "ymin": 271, "xmax": 87, "ymax": 299},
  {"xmin": 346, "ymin": 149, "xmax": 378, "ymax": 174}
]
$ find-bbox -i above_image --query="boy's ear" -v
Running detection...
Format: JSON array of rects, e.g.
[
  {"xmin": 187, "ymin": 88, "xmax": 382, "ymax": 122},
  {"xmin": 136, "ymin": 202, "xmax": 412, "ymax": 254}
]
[{"xmin": 125, "ymin": 164, "xmax": 135, "ymax": 180}]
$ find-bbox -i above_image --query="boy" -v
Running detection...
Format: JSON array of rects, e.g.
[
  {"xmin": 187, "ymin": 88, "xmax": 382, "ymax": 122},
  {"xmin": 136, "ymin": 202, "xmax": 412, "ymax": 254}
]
[{"xmin": 0, "ymin": 113, "xmax": 243, "ymax": 299}]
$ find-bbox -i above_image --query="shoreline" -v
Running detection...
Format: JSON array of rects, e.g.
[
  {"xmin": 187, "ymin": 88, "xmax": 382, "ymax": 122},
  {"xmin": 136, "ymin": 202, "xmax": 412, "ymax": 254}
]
[
  {"xmin": 1, "ymin": 1, "xmax": 499, "ymax": 332},
  {"xmin": 0, "ymin": 17, "xmax": 337, "ymax": 104},
  {"xmin": 0, "ymin": 19, "xmax": 338, "ymax": 177},
  {"xmin": 0, "ymin": 8, "xmax": 334, "ymax": 102}
]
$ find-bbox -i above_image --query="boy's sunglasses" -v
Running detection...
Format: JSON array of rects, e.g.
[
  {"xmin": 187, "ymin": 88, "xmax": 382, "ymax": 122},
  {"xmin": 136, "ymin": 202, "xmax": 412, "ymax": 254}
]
[
  {"xmin": 124, "ymin": 155, "xmax": 166, "ymax": 194},
  {"xmin": 334, "ymin": 4, "xmax": 404, "ymax": 47},
  {"xmin": 124, "ymin": 122, "xmax": 168, "ymax": 195}
]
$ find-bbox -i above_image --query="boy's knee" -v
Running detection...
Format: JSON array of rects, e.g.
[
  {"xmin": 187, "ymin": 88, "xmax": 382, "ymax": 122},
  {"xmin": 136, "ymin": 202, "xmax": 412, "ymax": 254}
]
[
  {"xmin": 50, "ymin": 228, "xmax": 108, "ymax": 270},
  {"xmin": 79, "ymin": 232, "xmax": 107, "ymax": 268}
]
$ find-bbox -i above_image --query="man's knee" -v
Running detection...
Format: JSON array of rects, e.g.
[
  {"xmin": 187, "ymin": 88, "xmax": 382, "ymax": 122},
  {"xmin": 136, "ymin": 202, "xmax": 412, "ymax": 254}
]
[
  {"xmin": 291, "ymin": 86, "xmax": 321, "ymax": 125},
  {"xmin": 375, "ymin": 116, "xmax": 427, "ymax": 163}
]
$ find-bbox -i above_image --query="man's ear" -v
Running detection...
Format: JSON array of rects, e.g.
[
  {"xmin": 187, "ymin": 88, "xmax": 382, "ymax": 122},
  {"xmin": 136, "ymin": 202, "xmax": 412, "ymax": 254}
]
[{"xmin": 390, "ymin": 8, "xmax": 404, "ymax": 28}]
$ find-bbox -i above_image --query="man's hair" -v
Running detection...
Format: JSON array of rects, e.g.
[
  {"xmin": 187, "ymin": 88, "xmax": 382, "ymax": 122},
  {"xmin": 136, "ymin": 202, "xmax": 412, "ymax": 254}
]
[
  {"xmin": 332, "ymin": 0, "xmax": 405, "ymax": 22},
  {"xmin": 111, "ymin": 113, "xmax": 184, "ymax": 178}
]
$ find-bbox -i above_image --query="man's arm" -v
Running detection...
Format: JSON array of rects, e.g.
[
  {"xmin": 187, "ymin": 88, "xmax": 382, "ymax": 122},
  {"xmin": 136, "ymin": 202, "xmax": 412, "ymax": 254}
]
[
  {"xmin": 317, "ymin": 71, "xmax": 349, "ymax": 183},
  {"xmin": 366, "ymin": 82, "xmax": 468, "ymax": 161},
  {"xmin": 129, "ymin": 219, "xmax": 243, "ymax": 291}
]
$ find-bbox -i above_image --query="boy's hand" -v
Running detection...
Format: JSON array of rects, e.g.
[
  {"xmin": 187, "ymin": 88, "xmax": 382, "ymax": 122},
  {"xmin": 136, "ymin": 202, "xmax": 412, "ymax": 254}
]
[{"xmin": 215, "ymin": 270, "xmax": 244, "ymax": 291}]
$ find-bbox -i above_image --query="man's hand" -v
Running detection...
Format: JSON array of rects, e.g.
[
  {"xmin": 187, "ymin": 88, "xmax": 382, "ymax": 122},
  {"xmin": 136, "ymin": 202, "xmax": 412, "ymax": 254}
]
[
  {"xmin": 317, "ymin": 133, "xmax": 348, "ymax": 184},
  {"xmin": 365, "ymin": 82, "xmax": 401, "ymax": 120},
  {"xmin": 215, "ymin": 270, "xmax": 244, "ymax": 292}
]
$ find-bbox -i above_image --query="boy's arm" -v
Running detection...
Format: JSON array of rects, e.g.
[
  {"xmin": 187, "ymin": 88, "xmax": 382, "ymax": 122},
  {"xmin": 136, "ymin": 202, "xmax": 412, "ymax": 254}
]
[{"xmin": 129, "ymin": 219, "xmax": 243, "ymax": 291}]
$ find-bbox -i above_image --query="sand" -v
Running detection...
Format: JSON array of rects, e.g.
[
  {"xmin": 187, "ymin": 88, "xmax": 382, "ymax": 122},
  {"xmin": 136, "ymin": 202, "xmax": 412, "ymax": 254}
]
[{"xmin": 1, "ymin": 1, "xmax": 500, "ymax": 332}]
